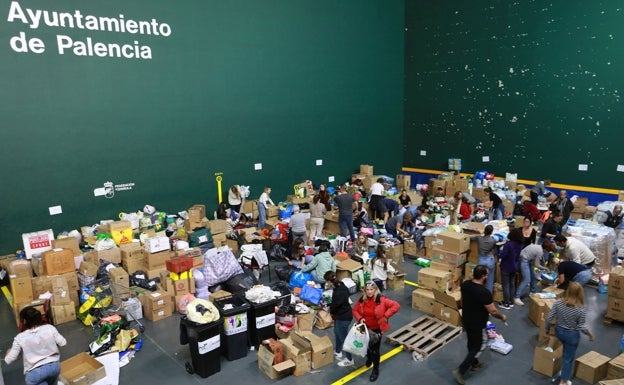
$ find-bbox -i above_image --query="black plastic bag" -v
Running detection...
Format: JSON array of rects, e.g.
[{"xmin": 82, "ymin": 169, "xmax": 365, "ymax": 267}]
[{"xmin": 274, "ymin": 264, "xmax": 295, "ymax": 282}]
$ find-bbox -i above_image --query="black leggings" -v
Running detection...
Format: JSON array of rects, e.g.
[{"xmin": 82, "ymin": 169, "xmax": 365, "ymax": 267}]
[{"xmin": 367, "ymin": 329, "xmax": 382, "ymax": 370}]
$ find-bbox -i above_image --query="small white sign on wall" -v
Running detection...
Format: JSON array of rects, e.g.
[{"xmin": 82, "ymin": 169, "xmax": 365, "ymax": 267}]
[{"xmin": 254, "ymin": 163, "xmax": 262, "ymax": 170}]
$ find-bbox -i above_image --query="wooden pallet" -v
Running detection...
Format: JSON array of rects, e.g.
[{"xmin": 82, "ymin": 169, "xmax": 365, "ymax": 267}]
[
  {"xmin": 385, "ymin": 315, "xmax": 462, "ymax": 360},
  {"xmin": 604, "ymin": 316, "xmax": 624, "ymax": 325}
]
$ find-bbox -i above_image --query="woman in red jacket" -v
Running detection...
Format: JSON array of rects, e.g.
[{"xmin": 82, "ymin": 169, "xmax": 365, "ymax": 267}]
[{"xmin": 352, "ymin": 281, "xmax": 400, "ymax": 382}]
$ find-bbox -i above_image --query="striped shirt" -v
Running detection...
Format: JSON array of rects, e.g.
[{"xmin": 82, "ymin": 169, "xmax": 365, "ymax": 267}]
[{"xmin": 545, "ymin": 299, "xmax": 590, "ymax": 335}]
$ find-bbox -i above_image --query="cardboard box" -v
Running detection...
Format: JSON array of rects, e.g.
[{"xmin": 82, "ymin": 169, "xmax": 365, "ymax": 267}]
[
  {"xmin": 435, "ymin": 231, "xmax": 470, "ymax": 253},
  {"xmin": 432, "ymin": 290, "xmax": 462, "ymax": 326},
  {"xmin": 538, "ymin": 313, "xmax": 556, "ymax": 343},
  {"xmin": 51, "ymin": 302, "xmax": 76, "ymax": 325},
  {"xmin": 212, "ymin": 232, "xmax": 227, "ymax": 247},
  {"xmin": 60, "ymin": 352, "xmax": 106, "ymax": 385},
  {"xmin": 139, "ymin": 290, "xmax": 173, "ymax": 321},
  {"xmin": 360, "ymin": 164, "xmax": 374, "ymax": 176},
  {"xmin": 404, "ymin": 240, "xmax": 419, "ymax": 256},
  {"xmin": 335, "ymin": 258, "xmax": 363, "ymax": 281},
  {"xmin": 10, "ymin": 275, "xmax": 35, "ymax": 303},
  {"xmin": 608, "ymin": 353, "xmax": 624, "ymax": 380},
  {"xmin": 279, "ymin": 336, "xmax": 312, "ymax": 376},
  {"xmin": 51, "ymin": 276, "xmax": 71, "ymax": 305},
  {"xmin": 257, "ymin": 344, "xmax": 296, "ymax": 379},
  {"xmin": 60, "ymin": 271, "xmax": 79, "ymax": 305},
  {"xmin": 145, "ymin": 250, "xmax": 170, "ymax": 269},
  {"xmin": 609, "ymin": 266, "xmax": 624, "ymax": 299},
  {"xmin": 144, "ymin": 236, "xmax": 170, "ymax": 253},
  {"xmin": 386, "ymin": 244, "xmax": 404, "ymax": 264},
  {"xmin": 460, "ymin": 222, "xmax": 486, "ymax": 235},
  {"xmin": 122, "ymin": 254, "xmax": 146, "ymax": 275},
  {"xmin": 94, "ymin": 247, "xmax": 121, "ymax": 264},
  {"xmin": 42, "ymin": 249, "xmax": 75, "ymax": 275},
  {"xmin": 600, "ymin": 379, "xmax": 624, "ymax": 385},
  {"xmin": 108, "ymin": 267, "xmax": 130, "ymax": 302},
  {"xmin": 411, "ymin": 288, "xmax": 435, "ymax": 314},
  {"xmin": 22, "ymin": 229, "xmax": 54, "ymax": 259},
  {"xmin": 428, "ymin": 178, "xmax": 446, "ymax": 195},
  {"xmin": 209, "ymin": 290, "xmax": 232, "ymax": 302},
  {"xmin": 417, "ymin": 267, "xmax": 452, "ymax": 292},
  {"xmin": 396, "ymin": 175, "xmax": 411, "ymax": 189},
  {"xmin": 209, "ymin": 219, "xmax": 227, "ymax": 234},
  {"xmin": 430, "ymin": 249, "xmax": 467, "ymax": 268},
  {"xmin": 289, "ymin": 331, "xmax": 333, "ymax": 370},
  {"xmin": 52, "ymin": 237, "xmax": 82, "ymax": 257},
  {"xmin": 528, "ymin": 294, "xmax": 556, "ymax": 326},
  {"xmin": 188, "ymin": 205, "xmax": 206, "ymax": 222},
  {"xmin": 78, "ymin": 261, "xmax": 98, "ymax": 277},
  {"xmin": 533, "ymin": 337, "xmax": 563, "ymax": 377},
  {"xmin": 386, "ymin": 262, "xmax": 406, "ymax": 290},
  {"xmin": 607, "ymin": 296, "xmax": 624, "ymax": 322},
  {"xmin": 575, "ymin": 351, "xmax": 610, "ymax": 384}
]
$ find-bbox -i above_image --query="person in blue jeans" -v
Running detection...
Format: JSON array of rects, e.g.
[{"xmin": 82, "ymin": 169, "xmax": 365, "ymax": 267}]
[
  {"xmin": 471, "ymin": 225, "xmax": 497, "ymax": 293},
  {"xmin": 258, "ymin": 185, "xmax": 275, "ymax": 230},
  {"xmin": 325, "ymin": 271, "xmax": 355, "ymax": 367},
  {"xmin": 513, "ymin": 240, "xmax": 555, "ymax": 306},
  {"xmin": 555, "ymin": 260, "xmax": 593, "ymax": 289},
  {"xmin": 334, "ymin": 185, "xmax": 356, "ymax": 241},
  {"xmin": 543, "ymin": 282, "xmax": 594, "ymax": 385}
]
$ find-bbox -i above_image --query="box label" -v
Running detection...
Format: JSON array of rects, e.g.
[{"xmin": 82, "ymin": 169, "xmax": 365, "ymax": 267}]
[
  {"xmin": 224, "ymin": 314, "xmax": 247, "ymax": 335},
  {"xmin": 198, "ymin": 334, "xmax": 220, "ymax": 354},
  {"xmin": 256, "ymin": 313, "xmax": 276, "ymax": 328}
]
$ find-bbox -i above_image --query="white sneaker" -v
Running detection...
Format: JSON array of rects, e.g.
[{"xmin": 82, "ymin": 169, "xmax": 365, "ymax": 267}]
[
  {"xmin": 513, "ymin": 298, "xmax": 524, "ymax": 306},
  {"xmin": 334, "ymin": 352, "xmax": 342, "ymax": 359},
  {"xmin": 338, "ymin": 358, "xmax": 354, "ymax": 367}
]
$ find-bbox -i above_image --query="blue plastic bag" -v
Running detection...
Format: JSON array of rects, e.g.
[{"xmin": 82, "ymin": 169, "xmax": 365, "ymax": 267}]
[
  {"xmin": 300, "ymin": 285, "xmax": 323, "ymax": 305},
  {"xmin": 289, "ymin": 270, "xmax": 313, "ymax": 290}
]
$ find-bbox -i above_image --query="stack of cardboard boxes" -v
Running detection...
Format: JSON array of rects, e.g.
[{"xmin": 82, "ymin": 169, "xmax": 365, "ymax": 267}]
[{"xmin": 607, "ymin": 267, "xmax": 624, "ymax": 322}]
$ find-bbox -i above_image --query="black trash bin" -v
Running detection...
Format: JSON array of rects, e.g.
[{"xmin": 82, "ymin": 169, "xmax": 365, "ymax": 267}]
[
  {"xmin": 179, "ymin": 316, "xmax": 222, "ymax": 378},
  {"xmin": 248, "ymin": 297, "xmax": 279, "ymax": 348},
  {"xmin": 213, "ymin": 295, "xmax": 251, "ymax": 361}
]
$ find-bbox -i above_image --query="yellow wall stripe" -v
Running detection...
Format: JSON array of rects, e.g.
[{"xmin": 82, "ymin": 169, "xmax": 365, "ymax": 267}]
[{"xmin": 401, "ymin": 167, "xmax": 620, "ymax": 195}]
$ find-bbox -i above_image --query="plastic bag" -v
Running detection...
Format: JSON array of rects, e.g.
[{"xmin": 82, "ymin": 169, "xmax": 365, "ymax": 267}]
[
  {"xmin": 343, "ymin": 323, "xmax": 370, "ymax": 357},
  {"xmin": 275, "ymin": 264, "xmax": 295, "ymax": 282},
  {"xmin": 300, "ymin": 285, "xmax": 322, "ymax": 305},
  {"xmin": 186, "ymin": 298, "xmax": 220, "ymax": 324},
  {"xmin": 289, "ymin": 270, "xmax": 313, "ymax": 290}
]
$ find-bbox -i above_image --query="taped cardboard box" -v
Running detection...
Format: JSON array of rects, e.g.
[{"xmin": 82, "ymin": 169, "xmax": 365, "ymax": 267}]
[
  {"xmin": 607, "ymin": 296, "xmax": 624, "ymax": 323},
  {"xmin": 575, "ymin": 350, "xmax": 610, "ymax": 384},
  {"xmin": 335, "ymin": 258, "xmax": 363, "ymax": 281},
  {"xmin": 51, "ymin": 302, "xmax": 76, "ymax": 325},
  {"xmin": 411, "ymin": 288, "xmax": 435, "ymax": 314},
  {"xmin": 435, "ymin": 231, "xmax": 470, "ymax": 254},
  {"xmin": 289, "ymin": 331, "xmax": 333, "ymax": 370},
  {"xmin": 42, "ymin": 249, "xmax": 75, "ymax": 276},
  {"xmin": 386, "ymin": 244, "xmax": 404, "ymax": 264},
  {"xmin": 608, "ymin": 353, "xmax": 624, "ymax": 380},
  {"xmin": 417, "ymin": 267, "xmax": 452, "ymax": 292},
  {"xmin": 609, "ymin": 266, "xmax": 624, "ymax": 299},
  {"xmin": 52, "ymin": 237, "xmax": 82, "ymax": 257}
]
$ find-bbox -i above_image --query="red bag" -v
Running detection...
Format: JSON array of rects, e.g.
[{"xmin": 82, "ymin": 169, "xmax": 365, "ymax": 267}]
[{"xmin": 166, "ymin": 257, "xmax": 194, "ymax": 274}]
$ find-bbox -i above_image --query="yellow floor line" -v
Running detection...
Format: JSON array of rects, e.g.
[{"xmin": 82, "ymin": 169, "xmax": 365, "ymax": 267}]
[
  {"xmin": 331, "ymin": 345, "xmax": 405, "ymax": 385},
  {"xmin": 405, "ymin": 279, "xmax": 419, "ymax": 287},
  {"xmin": 2, "ymin": 285, "xmax": 13, "ymax": 308}
]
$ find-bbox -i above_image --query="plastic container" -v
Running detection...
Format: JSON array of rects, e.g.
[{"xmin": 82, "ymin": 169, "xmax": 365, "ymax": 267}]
[
  {"xmin": 179, "ymin": 317, "xmax": 222, "ymax": 378},
  {"xmin": 248, "ymin": 297, "xmax": 279, "ymax": 348},
  {"xmin": 213, "ymin": 295, "xmax": 251, "ymax": 361}
]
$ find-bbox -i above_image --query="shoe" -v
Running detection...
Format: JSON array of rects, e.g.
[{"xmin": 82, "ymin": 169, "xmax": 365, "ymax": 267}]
[
  {"xmin": 338, "ymin": 358, "xmax": 354, "ymax": 367},
  {"xmin": 508, "ymin": 302, "xmax": 514, "ymax": 308},
  {"xmin": 470, "ymin": 361, "xmax": 486, "ymax": 372},
  {"xmin": 452, "ymin": 368, "xmax": 465, "ymax": 385},
  {"xmin": 365, "ymin": 357, "xmax": 372, "ymax": 368},
  {"xmin": 369, "ymin": 369, "xmax": 379, "ymax": 382},
  {"xmin": 334, "ymin": 352, "xmax": 342, "ymax": 359},
  {"xmin": 513, "ymin": 298, "xmax": 525, "ymax": 306},
  {"xmin": 499, "ymin": 302, "xmax": 511, "ymax": 310}
]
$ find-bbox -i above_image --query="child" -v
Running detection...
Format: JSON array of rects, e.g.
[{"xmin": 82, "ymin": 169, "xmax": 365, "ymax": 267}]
[{"xmin": 368, "ymin": 245, "xmax": 396, "ymax": 291}]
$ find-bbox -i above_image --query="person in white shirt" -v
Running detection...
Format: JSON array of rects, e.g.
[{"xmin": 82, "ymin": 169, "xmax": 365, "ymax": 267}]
[
  {"xmin": 5, "ymin": 307, "xmax": 67, "ymax": 385},
  {"xmin": 554, "ymin": 235, "xmax": 596, "ymax": 268},
  {"xmin": 258, "ymin": 185, "xmax": 275, "ymax": 229},
  {"xmin": 369, "ymin": 178, "xmax": 388, "ymax": 222},
  {"xmin": 368, "ymin": 245, "xmax": 396, "ymax": 291}
]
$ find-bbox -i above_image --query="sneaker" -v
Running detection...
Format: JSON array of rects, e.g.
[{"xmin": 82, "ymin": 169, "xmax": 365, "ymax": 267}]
[
  {"xmin": 513, "ymin": 297, "xmax": 525, "ymax": 306},
  {"xmin": 334, "ymin": 352, "xmax": 343, "ymax": 359},
  {"xmin": 507, "ymin": 302, "xmax": 514, "ymax": 308},
  {"xmin": 499, "ymin": 303, "xmax": 511, "ymax": 310},
  {"xmin": 452, "ymin": 368, "xmax": 466, "ymax": 385},
  {"xmin": 470, "ymin": 361, "xmax": 486, "ymax": 372},
  {"xmin": 338, "ymin": 358, "xmax": 354, "ymax": 367}
]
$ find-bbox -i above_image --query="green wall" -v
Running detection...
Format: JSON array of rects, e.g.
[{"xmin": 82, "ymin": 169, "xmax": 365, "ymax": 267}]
[
  {"xmin": 404, "ymin": 0, "xmax": 624, "ymax": 189},
  {"xmin": 0, "ymin": 0, "xmax": 404, "ymax": 254}
]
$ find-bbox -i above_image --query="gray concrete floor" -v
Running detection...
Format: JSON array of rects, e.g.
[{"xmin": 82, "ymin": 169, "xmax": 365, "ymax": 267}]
[{"xmin": 1, "ymin": 258, "xmax": 622, "ymax": 385}]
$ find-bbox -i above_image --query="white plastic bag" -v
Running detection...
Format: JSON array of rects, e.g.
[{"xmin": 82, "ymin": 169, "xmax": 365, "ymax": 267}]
[{"xmin": 342, "ymin": 323, "xmax": 370, "ymax": 357}]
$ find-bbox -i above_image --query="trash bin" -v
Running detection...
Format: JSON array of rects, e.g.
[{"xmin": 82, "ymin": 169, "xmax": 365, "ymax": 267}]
[
  {"xmin": 179, "ymin": 316, "xmax": 222, "ymax": 378},
  {"xmin": 248, "ymin": 297, "xmax": 279, "ymax": 348},
  {"xmin": 213, "ymin": 295, "xmax": 251, "ymax": 361}
]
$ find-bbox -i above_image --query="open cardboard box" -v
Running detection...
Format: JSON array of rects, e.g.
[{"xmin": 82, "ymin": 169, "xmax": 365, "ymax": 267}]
[
  {"xmin": 60, "ymin": 352, "xmax": 106, "ymax": 385},
  {"xmin": 533, "ymin": 336, "xmax": 563, "ymax": 377}
]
